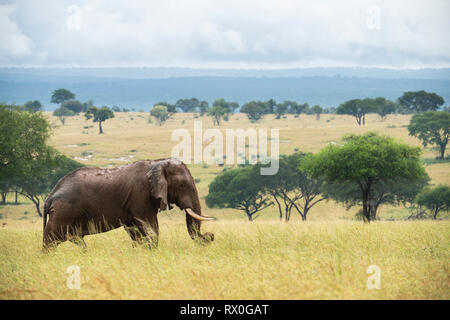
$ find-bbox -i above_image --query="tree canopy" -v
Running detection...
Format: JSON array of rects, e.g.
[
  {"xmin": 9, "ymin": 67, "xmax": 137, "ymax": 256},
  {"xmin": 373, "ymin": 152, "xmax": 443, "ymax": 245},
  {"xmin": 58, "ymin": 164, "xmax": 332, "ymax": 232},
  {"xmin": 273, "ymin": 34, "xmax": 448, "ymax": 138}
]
[
  {"xmin": 408, "ymin": 111, "xmax": 450, "ymax": 159},
  {"xmin": 373, "ymin": 97, "xmax": 397, "ymax": 120},
  {"xmin": 0, "ymin": 105, "xmax": 83, "ymax": 215},
  {"xmin": 302, "ymin": 132, "xmax": 427, "ymax": 221},
  {"xmin": 61, "ymin": 100, "xmax": 84, "ymax": 114},
  {"xmin": 150, "ymin": 105, "xmax": 170, "ymax": 126},
  {"xmin": 85, "ymin": 106, "xmax": 115, "ymax": 134},
  {"xmin": 415, "ymin": 185, "xmax": 450, "ymax": 219},
  {"xmin": 53, "ymin": 106, "xmax": 74, "ymax": 125},
  {"xmin": 240, "ymin": 101, "xmax": 266, "ymax": 121},
  {"xmin": 206, "ymin": 167, "xmax": 272, "ymax": 221},
  {"xmin": 51, "ymin": 88, "xmax": 75, "ymax": 104},
  {"xmin": 336, "ymin": 98, "xmax": 377, "ymax": 126},
  {"xmin": 398, "ymin": 91, "xmax": 445, "ymax": 113},
  {"xmin": 207, "ymin": 104, "xmax": 230, "ymax": 125},
  {"xmin": 255, "ymin": 153, "xmax": 325, "ymax": 221},
  {"xmin": 23, "ymin": 100, "xmax": 43, "ymax": 113}
]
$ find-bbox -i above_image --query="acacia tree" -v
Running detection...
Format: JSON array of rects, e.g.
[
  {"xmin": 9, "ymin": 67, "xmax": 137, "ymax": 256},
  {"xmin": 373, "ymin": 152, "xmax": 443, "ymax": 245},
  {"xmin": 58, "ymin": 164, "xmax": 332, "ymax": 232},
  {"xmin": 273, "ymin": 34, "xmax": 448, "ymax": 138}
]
[
  {"xmin": 290, "ymin": 102, "xmax": 308, "ymax": 118},
  {"xmin": 373, "ymin": 97, "xmax": 396, "ymax": 120},
  {"xmin": 51, "ymin": 88, "xmax": 75, "ymax": 105},
  {"xmin": 150, "ymin": 105, "xmax": 170, "ymax": 126},
  {"xmin": 415, "ymin": 185, "xmax": 450, "ymax": 219},
  {"xmin": 198, "ymin": 101, "xmax": 210, "ymax": 116},
  {"xmin": 240, "ymin": 101, "xmax": 265, "ymax": 121},
  {"xmin": 0, "ymin": 106, "xmax": 47, "ymax": 203},
  {"xmin": 302, "ymin": 132, "xmax": 427, "ymax": 222},
  {"xmin": 175, "ymin": 98, "xmax": 201, "ymax": 113},
  {"xmin": 336, "ymin": 98, "xmax": 376, "ymax": 126},
  {"xmin": 312, "ymin": 105, "xmax": 323, "ymax": 120},
  {"xmin": 85, "ymin": 106, "xmax": 115, "ymax": 134},
  {"xmin": 206, "ymin": 167, "xmax": 272, "ymax": 221},
  {"xmin": 256, "ymin": 153, "xmax": 325, "ymax": 221},
  {"xmin": 53, "ymin": 106, "xmax": 74, "ymax": 125},
  {"xmin": 0, "ymin": 105, "xmax": 81, "ymax": 216},
  {"xmin": 16, "ymin": 148, "xmax": 83, "ymax": 216},
  {"xmin": 207, "ymin": 105, "xmax": 230, "ymax": 125},
  {"xmin": 275, "ymin": 103, "xmax": 288, "ymax": 119},
  {"xmin": 61, "ymin": 100, "xmax": 84, "ymax": 114},
  {"xmin": 408, "ymin": 111, "xmax": 450, "ymax": 159},
  {"xmin": 23, "ymin": 100, "xmax": 43, "ymax": 113},
  {"xmin": 398, "ymin": 91, "xmax": 445, "ymax": 113},
  {"xmin": 322, "ymin": 175, "xmax": 429, "ymax": 220}
]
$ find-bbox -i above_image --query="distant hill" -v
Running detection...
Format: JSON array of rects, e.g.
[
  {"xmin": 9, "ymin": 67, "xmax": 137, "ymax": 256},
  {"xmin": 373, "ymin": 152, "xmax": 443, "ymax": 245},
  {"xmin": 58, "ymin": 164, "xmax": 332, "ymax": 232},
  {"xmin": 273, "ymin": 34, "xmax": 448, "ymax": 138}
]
[{"xmin": 1, "ymin": 67, "xmax": 449, "ymax": 110}]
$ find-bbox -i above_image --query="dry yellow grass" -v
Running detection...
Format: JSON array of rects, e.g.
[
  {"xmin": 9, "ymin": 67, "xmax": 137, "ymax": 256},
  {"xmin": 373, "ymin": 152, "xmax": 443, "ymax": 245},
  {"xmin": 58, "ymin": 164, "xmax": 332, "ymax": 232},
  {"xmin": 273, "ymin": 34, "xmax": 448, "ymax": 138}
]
[
  {"xmin": 0, "ymin": 220, "xmax": 448, "ymax": 299},
  {"xmin": 0, "ymin": 112, "xmax": 449, "ymax": 299}
]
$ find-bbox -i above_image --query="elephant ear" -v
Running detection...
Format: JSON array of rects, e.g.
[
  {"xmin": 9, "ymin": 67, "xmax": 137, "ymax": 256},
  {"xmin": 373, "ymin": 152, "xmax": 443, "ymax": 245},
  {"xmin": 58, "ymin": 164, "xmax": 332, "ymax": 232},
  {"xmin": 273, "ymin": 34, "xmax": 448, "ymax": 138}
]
[{"xmin": 146, "ymin": 162, "xmax": 168, "ymax": 211}]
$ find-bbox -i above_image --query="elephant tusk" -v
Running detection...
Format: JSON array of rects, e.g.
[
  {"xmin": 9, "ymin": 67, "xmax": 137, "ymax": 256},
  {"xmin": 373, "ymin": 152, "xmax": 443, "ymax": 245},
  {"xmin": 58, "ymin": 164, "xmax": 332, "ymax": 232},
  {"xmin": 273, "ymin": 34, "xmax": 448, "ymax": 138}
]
[{"xmin": 185, "ymin": 208, "xmax": 216, "ymax": 221}]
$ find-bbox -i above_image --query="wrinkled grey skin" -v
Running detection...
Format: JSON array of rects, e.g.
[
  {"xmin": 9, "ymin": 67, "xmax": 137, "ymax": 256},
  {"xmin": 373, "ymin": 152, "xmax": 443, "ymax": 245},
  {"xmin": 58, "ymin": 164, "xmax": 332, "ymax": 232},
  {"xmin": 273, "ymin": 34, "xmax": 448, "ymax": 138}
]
[{"xmin": 43, "ymin": 159, "xmax": 214, "ymax": 250}]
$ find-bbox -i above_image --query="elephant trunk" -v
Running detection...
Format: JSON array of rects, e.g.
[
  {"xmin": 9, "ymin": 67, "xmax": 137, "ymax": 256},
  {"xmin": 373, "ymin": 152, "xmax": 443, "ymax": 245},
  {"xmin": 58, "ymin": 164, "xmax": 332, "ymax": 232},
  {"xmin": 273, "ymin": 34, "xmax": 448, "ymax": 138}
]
[{"xmin": 185, "ymin": 196, "xmax": 214, "ymax": 243}]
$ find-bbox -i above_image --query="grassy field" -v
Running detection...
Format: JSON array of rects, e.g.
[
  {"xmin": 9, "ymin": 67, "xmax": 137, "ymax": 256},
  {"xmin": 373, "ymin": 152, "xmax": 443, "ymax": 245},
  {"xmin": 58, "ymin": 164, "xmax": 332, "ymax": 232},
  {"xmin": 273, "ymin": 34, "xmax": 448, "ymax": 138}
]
[{"xmin": 0, "ymin": 112, "xmax": 449, "ymax": 299}]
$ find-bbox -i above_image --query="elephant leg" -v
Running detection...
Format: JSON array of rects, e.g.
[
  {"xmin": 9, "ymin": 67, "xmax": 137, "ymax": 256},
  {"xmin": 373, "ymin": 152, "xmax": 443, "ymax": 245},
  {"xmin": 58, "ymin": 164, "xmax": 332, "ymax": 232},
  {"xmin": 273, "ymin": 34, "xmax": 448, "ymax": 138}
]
[
  {"xmin": 125, "ymin": 217, "xmax": 158, "ymax": 249},
  {"xmin": 43, "ymin": 223, "xmax": 66, "ymax": 252},
  {"xmin": 124, "ymin": 224, "xmax": 144, "ymax": 246},
  {"xmin": 69, "ymin": 236, "xmax": 87, "ymax": 251},
  {"xmin": 146, "ymin": 214, "xmax": 159, "ymax": 247}
]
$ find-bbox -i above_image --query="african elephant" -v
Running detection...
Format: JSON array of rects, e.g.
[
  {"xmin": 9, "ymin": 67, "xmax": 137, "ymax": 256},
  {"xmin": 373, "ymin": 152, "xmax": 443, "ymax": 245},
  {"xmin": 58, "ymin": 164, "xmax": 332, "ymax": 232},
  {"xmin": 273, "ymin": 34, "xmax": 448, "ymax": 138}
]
[{"xmin": 43, "ymin": 158, "xmax": 215, "ymax": 250}]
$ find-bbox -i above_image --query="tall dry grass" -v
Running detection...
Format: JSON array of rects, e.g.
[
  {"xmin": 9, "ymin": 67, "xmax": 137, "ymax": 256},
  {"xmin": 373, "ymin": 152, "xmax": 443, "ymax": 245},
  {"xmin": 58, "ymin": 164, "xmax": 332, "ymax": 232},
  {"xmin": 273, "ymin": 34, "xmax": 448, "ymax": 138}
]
[{"xmin": 0, "ymin": 219, "xmax": 448, "ymax": 299}]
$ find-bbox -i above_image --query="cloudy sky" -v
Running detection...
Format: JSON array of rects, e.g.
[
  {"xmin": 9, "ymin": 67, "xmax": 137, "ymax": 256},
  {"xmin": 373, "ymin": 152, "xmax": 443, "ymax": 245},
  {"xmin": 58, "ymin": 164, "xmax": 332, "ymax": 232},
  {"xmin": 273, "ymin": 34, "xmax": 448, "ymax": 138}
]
[{"xmin": 0, "ymin": 0, "xmax": 449, "ymax": 68}]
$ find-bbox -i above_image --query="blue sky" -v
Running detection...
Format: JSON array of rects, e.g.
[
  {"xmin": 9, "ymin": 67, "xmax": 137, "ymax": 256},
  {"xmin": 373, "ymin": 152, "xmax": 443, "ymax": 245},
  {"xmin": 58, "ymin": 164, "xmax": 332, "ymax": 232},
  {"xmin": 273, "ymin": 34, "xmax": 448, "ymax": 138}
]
[{"xmin": 0, "ymin": 0, "xmax": 449, "ymax": 68}]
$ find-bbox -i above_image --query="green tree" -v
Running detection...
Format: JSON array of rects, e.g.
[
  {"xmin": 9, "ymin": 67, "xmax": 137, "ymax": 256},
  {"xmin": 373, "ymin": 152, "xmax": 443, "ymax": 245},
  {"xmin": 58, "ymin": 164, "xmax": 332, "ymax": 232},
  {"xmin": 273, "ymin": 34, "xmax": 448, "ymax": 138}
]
[
  {"xmin": 290, "ymin": 102, "xmax": 308, "ymax": 117},
  {"xmin": 240, "ymin": 101, "xmax": 265, "ymax": 121},
  {"xmin": 0, "ymin": 105, "xmax": 51, "ymax": 206},
  {"xmin": 207, "ymin": 105, "xmax": 230, "ymax": 125},
  {"xmin": 198, "ymin": 101, "xmax": 210, "ymax": 116},
  {"xmin": 206, "ymin": 167, "xmax": 272, "ymax": 221},
  {"xmin": 373, "ymin": 97, "xmax": 396, "ymax": 120},
  {"xmin": 16, "ymin": 148, "xmax": 83, "ymax": 216},
  {"xmin": 53, "ymin": 106, "xmax": 74, "ymax": 125},
  {"xmin": 175, "ymin": 98, "xmax": 201, "ymax": 113},
  {"xmin": 150, "ymin": 105, "xmax": 170, "ymax": 126},
  {"xmin": 408, "ymin": 111, "xmax": 450, "ymax": 159},
  {"xmin": 336, "ymin": 98, "xmax": 376, "ymax": 126},
  {"xmin": 51, "ymin": 88, "xmax": 75, "ymax": 105},
  {"xmin": 415, "ymin": 185, "xmax": 450, "ymax": 219},
  {"xmin": 322, "ymin": 175, "xmax": 429, "ymax": 220},
  {"xmin": 275, "ymin": 103, "xmax": 288, "ymax": 119},
  {"xmin": 312, "ymin": 105, "xmax": 323, "ymax": 120},
  {"xmin": 398, "ymin": 91, "xmax": 445, "ymax": 113},
  {"xmin": 85, "ymin": 106, "xmax": 115, "ymax": 134},
  {"xmin": 256, "ymin": 153, "xmax": 325, "ymax": 221},
  {"xmin": 61, "ymin": 100, "xmax": 84, "ymax": 114},
  {"xmin": 302, "ymin": 132, "xmax": 427, "ymax": 222},
  {"xmin": 212, "ymin": 98, "xmax": 237, "ymax": 115},
  {"xmin": 153, "ymin": 102, "xmax": 177, "ymax": 113},
  {"xmin": 23, "ymin": 100, "xmax": 43, "ymax": 113},
  {"xmin": 81, "ymin": 99, "xmax": 95, "ymax": 113}
]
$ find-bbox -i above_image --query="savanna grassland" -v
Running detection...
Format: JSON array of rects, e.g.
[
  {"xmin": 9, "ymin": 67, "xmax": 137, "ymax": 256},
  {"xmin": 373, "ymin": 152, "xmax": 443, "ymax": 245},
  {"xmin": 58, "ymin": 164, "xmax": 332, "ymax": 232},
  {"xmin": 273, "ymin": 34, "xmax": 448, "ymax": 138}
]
[{"xmin": 0, "ymin": 112, "xmax": 449, "ymax": 299}]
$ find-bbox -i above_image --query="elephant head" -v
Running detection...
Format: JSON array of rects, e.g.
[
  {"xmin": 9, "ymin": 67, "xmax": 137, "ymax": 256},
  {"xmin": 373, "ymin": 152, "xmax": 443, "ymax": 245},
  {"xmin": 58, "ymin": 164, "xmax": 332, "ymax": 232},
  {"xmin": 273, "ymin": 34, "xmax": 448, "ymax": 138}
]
[{"xmin": 147, "ymin": 159, "xmax": 215, "ymax": 242}]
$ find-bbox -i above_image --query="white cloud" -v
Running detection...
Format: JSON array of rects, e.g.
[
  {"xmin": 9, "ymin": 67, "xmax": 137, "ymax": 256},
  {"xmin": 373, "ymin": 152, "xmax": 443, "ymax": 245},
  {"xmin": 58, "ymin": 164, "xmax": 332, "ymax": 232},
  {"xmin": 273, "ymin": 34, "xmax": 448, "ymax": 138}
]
[
  {"xmin": 1, "ymin": 0, "xmax": 449, "ymax": 68},
  {"xmin": 0, "ymin": 4, "xmax": 33, "ymax": 64}
]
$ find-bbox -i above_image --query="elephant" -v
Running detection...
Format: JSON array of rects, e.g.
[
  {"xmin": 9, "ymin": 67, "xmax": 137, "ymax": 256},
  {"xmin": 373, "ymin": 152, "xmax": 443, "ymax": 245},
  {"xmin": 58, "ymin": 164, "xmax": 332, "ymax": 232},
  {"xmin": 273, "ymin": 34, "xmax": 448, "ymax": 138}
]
[{"xmin": 42, "ymin": 158, "xmax": 215, "ymax": 250}]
